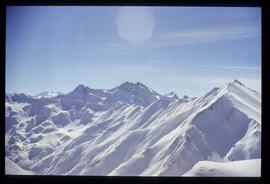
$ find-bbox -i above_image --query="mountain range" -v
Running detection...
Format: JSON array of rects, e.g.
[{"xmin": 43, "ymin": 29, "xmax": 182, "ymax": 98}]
[{"xmin": 5, "ymin": 80, "xmax": 261, "ymax": 176}]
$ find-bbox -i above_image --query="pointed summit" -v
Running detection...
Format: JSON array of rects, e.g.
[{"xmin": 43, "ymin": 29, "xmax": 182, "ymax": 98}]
[
  {"xmin": 224, "ymin": 79, "xmax": 249, "ymax": 91},
  {"xmin": 110, "ymin": 81, "xmax": 162, "ymax": 107},
  {"xmin": 136, "ymin": 81, "xmax": 143, "ymax": 85},
  {"xmin": 165, "ymin": 92, "xmax": 179, "ymax": 99},
  {"xmin": 75, "ymin": 84, "xmax": 87, "ymax": 90},
  {"xmin": 9, "ymin": 93, "xmax": 32, "ymax": 103},
  {"xmin": 183, "ymin": 95, "xmax": 189, "ymax": 99},
  {"xmin": 117, "ymin": 81, "xmax": 156, "ymax": 94},
  {"xmin": 135, "ymin": 81, "xmax": 148, "ymax": 88},
  {"xmin": 117, "ymin": 82, "xmax": 137, "ymax": 90},
  {"xmin": 231, "ymin": 79, "xmax": 245, "ymax": 86},
  {"xmin": 118, "ymin": 81, "xmax": 147, "ymax": 90},
  {"xmin": 67, "ymin": 84, "xmax": 91, "ymax": 98}
]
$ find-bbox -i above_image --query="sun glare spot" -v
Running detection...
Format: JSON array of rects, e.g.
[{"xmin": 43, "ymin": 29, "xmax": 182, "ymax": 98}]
[{"xmin": 116, "ymin": 7, "xmax": 155, "ymax": 44}]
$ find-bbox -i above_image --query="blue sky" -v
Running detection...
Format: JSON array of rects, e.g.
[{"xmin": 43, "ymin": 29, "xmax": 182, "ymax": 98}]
[{"xmin": 6, "ymin": 6, "xmax": 261, "ymax": 97}]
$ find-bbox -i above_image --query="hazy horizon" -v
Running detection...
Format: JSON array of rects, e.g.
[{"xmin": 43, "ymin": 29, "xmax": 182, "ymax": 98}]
[
  {"xmin": 6, "ymin": 6, "xmax": 261, "ymax": 97},
  {"xmin": 5, "ymin": 79, "xmax": 259, "ymax": 99}
]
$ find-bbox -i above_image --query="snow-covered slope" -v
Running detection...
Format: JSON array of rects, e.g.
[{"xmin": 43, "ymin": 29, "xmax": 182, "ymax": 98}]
[
  {"xmin": 5, "ymin": 158, "xmax": 35, "ymax": 175},
  {"xmin": 34, "ymin": 91, "xmax": 63, "ymax": 99},
  {"xmin": 5, "ymin": 80, "xmax": 261, "ymax": 176},
  {"xmin": 183, "ymin": 159, "xmax": 260, "ymax": 176}
]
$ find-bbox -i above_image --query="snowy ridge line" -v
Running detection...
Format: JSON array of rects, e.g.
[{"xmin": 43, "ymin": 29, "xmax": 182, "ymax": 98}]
[{"xmin": 5, "ymin": 80, "xmax": 261, "ymax": 176}]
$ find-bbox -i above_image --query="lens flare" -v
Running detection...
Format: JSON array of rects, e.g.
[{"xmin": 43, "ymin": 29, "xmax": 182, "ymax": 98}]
[{"xmin": 116, "ymin": 7, "xmax": 155, "ymax": 44}]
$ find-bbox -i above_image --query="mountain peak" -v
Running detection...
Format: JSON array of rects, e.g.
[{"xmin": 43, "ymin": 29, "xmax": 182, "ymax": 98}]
[
  {"xmin": 111, "ymin": 81, "xmax": 162, "ymax": 107},
  {"xmin": 183, "ymin": 95, "xmax": 189, "ymax": 99},
  {"xmin": 135, "ymin": 81, "xmax": 148, "ymax": 87},
  {"xmin": 201, "ymin": 80, "xmax": 247, "ymax": 102},
  {"xmin": 74, "ymin": 84, "xmax": 92, "ymax": 91},
  {"xmin": 223, "ymin": 79, "xmax": 247, "ymax": 92},
  {"xmin": 120, "ymin": 81, "xmax": 144, "ymax": 86},
  {"xmin": 76, "ymin": 84, "xmax": 87, "ymax": 90},
  {"xmin": 165, "ymin": 92, "xmax": 179, "ymax": 99},
  {"xmin": 118, "ymin": 81, "xmax": 150, "ymax": 91},
  {"xmin": 231, "ymin": 79, "xmax": 244, "ymax": 86},
  {"xmin": 119, "ymin": 81, "xmax": 135, "ymax": 88},
  {"xmin": 67, "ymin": 84, "xmax": 91, "ymax": 97},
  {"xmin": 5, "ymin": 80, "xmax": 261, "ymax": 176}
]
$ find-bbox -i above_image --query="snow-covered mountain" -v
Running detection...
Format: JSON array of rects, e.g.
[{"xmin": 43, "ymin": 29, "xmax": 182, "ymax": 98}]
[
  {"xmin": 5, "ymin": 80, "xmax": 261, "ymax": 176},
  {"xmin": 5, "ymin": 158, "xmax": 35, "ymax": 175},
  {"xmin": 33, "ymin": 91, "xmax": 64, "ymax": 99},
  {"xmin": 183, "ymin": 159, "xmax": 260, "ymax": 176}
]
